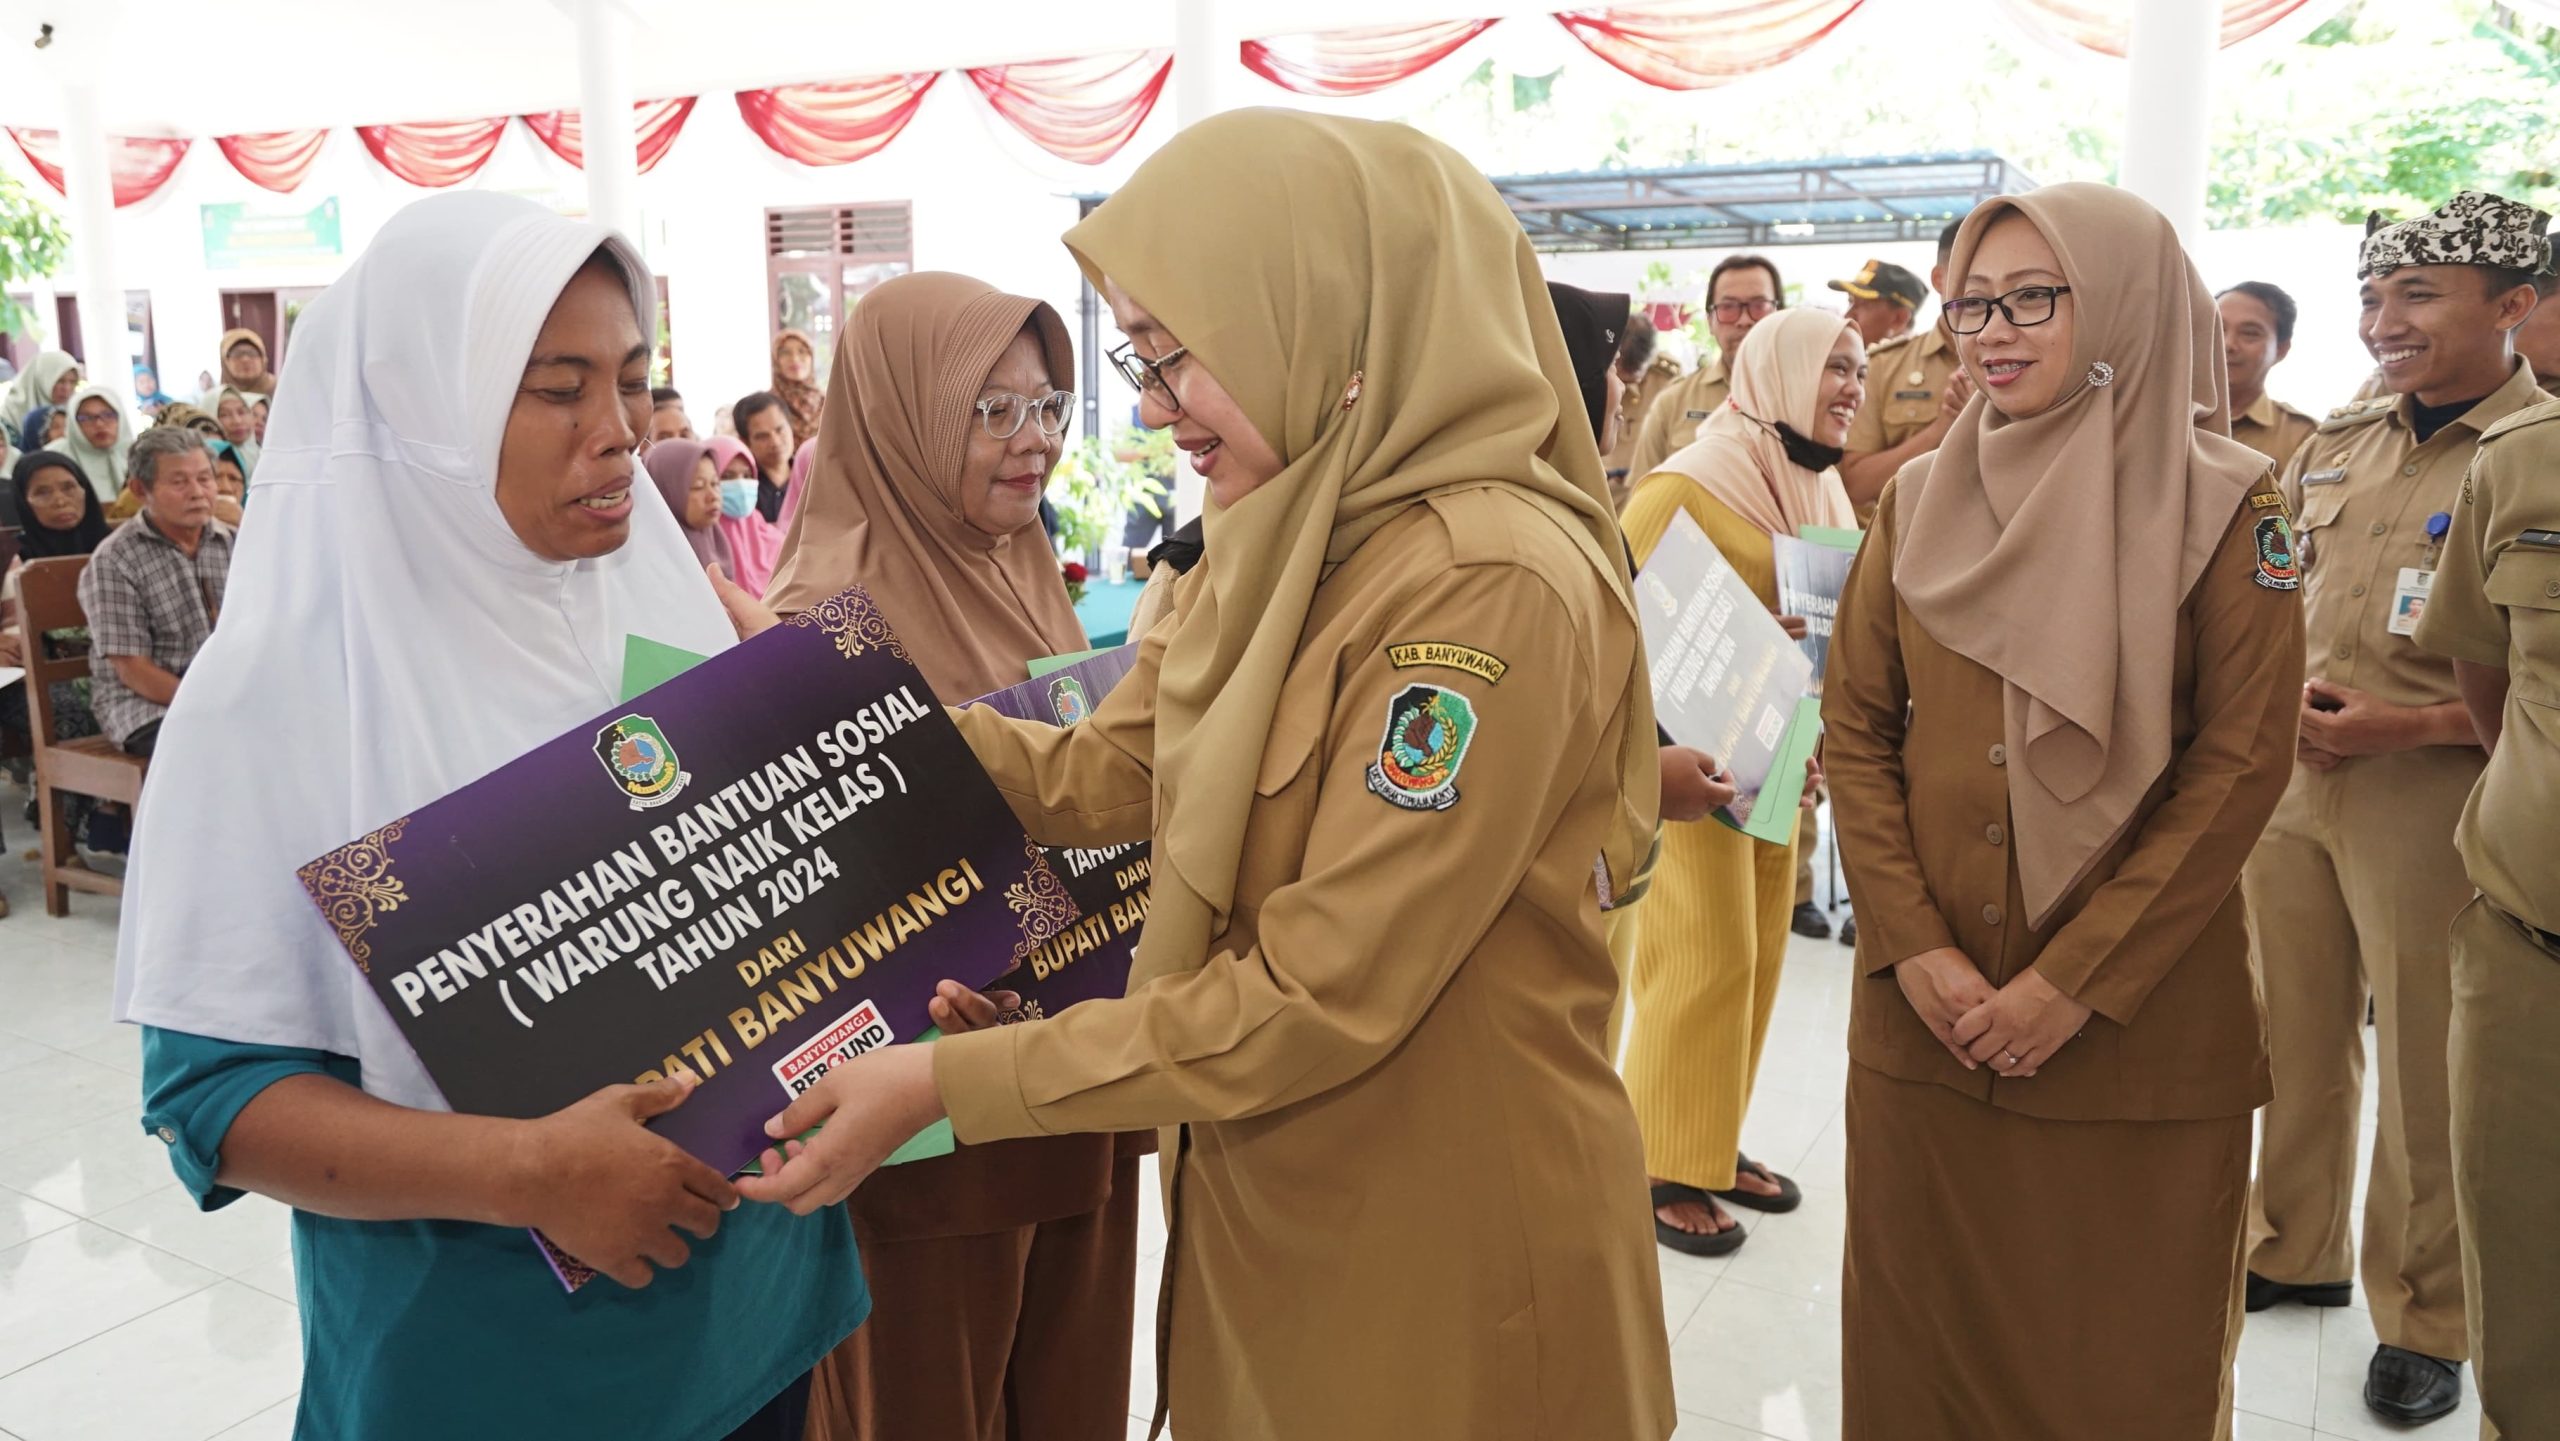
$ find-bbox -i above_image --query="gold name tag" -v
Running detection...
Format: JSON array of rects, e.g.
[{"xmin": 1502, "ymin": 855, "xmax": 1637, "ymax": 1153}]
[{"xmin": 1386, "ymin": 642, "xmax": 1509, "ymax": 685}]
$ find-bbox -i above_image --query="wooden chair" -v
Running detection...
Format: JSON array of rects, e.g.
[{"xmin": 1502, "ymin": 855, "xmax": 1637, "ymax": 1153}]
[{"xmin": 16, "ymin": 556, "xmax": 146, "ymax": 916}]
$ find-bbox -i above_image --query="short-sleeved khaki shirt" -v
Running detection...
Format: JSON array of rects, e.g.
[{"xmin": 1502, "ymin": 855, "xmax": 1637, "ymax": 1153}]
[
  {"xmin": 1623, "ymin": 355, "xmax": 1729, "ymax": 481},
  {"xmin": 1843, "ymin": 324, "xmax": 1959, "ymax": 456},
  {"xmin": 2277, "ymin": 360, "xmax": 2547, "ymax": 711},
  {"xmin": 2414, "ymin": 396, "xmax": 2560, "ymax": 933},
  {"xmin": 2230, "ymin": 391, "xmax": 2319, "ymax": 475}
]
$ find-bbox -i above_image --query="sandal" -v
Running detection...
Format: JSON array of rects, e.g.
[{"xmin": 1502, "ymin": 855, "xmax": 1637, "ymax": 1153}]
[
  {"xmin": 1710, "ymin": 1155, "xmax": 1802, "ymax": 1214},
  {"xmin": 1651, "ymin": 1181, "xmax": 1748, "ymax": 1257}
]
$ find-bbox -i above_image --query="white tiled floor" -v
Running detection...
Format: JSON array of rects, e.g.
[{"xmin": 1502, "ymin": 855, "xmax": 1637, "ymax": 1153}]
[{"xmin": 0, "ymin": 803, "xmax": 2474, "ymax": 1439}]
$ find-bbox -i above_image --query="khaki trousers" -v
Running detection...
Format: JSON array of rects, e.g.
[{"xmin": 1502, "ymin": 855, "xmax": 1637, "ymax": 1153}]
[
  {"xmin": 2449, "ymin": 898, "xmax": 2560, "ymax": 1441},
  {"xmin": 2241, "ymin": 747, "xmax": 2480, "ymax": 1360}
]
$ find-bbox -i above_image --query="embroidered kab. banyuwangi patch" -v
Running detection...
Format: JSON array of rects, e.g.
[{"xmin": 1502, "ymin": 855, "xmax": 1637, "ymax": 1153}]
[
  {"xmin": 1384, "ymin": 640, "xmax": 1508, "ymax": 684},
  {"xmin": 1365, "ymin": 683, "xmax": 1479, "ymax": 812},
  {"xmin": 2254, "ymin": 514, "xmax": 2301, "ymax": 591}
]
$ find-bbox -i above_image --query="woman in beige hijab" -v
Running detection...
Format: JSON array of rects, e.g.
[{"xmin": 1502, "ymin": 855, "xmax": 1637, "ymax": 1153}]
[
  {"xmin": 1619, "ymin": 306, "xmax": 1865, "ymax": 1254},
  {"xmin": 760, "ymin": 272, "xmax": 1141, "ymax": 1441},
  {"xmin": 721, "ymin": 109, "xmax": 1672, "ymax": 1441},
  {"xmin": 1822, "ymin": 183, "xmax": 2303, "ymax": 1439}
]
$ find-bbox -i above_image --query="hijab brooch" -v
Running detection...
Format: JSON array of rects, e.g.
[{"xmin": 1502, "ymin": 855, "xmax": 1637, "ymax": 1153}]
[
  {"xmin": 2086, "ymin": 361, "xmax": 2116, "ymax": 387},
  {"xmin": 1341, "ymin": 370, "xmax": 1365, "ymax": 411}
]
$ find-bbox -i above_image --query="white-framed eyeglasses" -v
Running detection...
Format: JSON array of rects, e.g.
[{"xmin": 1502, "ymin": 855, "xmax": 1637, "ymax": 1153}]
[{"xmin": 976, "ymin": 389, "xmax": 1075, "ymax": 440}]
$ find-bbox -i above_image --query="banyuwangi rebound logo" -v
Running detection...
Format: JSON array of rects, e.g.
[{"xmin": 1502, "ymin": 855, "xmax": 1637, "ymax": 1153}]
[{"xmin": 593, "ymin": 714, "xmax": 691, "ymax": 811}]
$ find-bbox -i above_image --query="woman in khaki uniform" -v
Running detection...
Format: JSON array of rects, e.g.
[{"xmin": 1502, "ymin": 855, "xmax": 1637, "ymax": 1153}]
[
  {"xmin": 1823, "ymin": 184, "xmax": 2303, "ymax": 1439},
  {"xmin": 1620, "ymin": 307, "xmax": 1867, "ymax": 1253},
  {"xmin": 729, "ymin": 110, "xmax": 1674, "ymax": 1441},
  {"xmin": 758, "ymin": 273, "xmax": 1141, "ymax": 1441}
]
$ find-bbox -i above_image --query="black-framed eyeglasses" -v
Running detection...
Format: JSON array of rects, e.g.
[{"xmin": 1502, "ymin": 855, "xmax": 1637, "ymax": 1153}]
[
  {"xmin": 1708, "ymin": 297, "xmax": 1778, "ymax": 323},
  {"xmin": 1108, "ymin": 340, "xmax": 1189, "ymax": 414},
  {"xmin": 1943, "ymin": 285, "xmax": 2073, "ymax": 335},
  {"xmin": 976, "ymin": 390, "xmax": 1075, "ymax": 441}
]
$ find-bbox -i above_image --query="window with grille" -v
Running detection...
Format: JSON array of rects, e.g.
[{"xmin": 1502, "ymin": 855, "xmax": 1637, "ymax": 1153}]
[{"xmin": 765, "ymin": 202, "xmax": 914, "ymax": 384}]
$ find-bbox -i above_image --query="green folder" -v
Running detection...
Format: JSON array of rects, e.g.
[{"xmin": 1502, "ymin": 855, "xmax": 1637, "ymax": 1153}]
[
  {"xmin": 1027, "ymin": 646, "xmax": 1113, "ymax": 679},
  {"xmin": 1719, "ymin": 695, "xmax": 1825, "ymax": 844},
  {"xmin": 1798, "ymin": 525, "xmax": 1863, "ymax": 553},
  {"xmin": 621, "ymin": 634, "xmax": 957, "ymax": 1172}
]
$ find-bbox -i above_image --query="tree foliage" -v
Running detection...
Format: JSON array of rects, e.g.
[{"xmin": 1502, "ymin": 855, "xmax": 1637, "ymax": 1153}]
[{"xmin": 0, "ymin": 169, "xmax": 68, "ymax": 334}]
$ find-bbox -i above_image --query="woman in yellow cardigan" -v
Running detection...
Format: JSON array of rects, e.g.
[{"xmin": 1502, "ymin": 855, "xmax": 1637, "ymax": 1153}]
[{"xmin": 1621, "ymin": 307, "xmax": 1868, "ymax": 1253}]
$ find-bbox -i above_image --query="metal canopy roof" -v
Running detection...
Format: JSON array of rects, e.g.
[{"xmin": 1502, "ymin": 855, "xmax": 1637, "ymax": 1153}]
[{"xmin": 1493, "ymin": 150, "xmax": 2038, "ymax": 252}]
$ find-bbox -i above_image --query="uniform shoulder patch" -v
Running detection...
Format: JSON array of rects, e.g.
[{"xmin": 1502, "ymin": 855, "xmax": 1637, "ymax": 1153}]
[
  {"xmin": 2253, "ymin": 514, "xmax": 2301, "ymax": 590},
  {"xmin": 2478, "ymin": 396, "xmax": 2560, "ymax": 446},
  {"xmin": 2315, "ymin": 398, "xmax": 2395, "ymax": 434},
  {"xmin": 2249, "ymin": 490, "xmax": 2285, "ymax": 510},
  {"xmin": 1868, "ymin": 330, "xmax": 1919, "ymax": 356},
  {"xmin": 1365, "ymin": 683, "xmax": 1478, "ymax": 812},
  {"xmin": 1386, "ymin": 641, "xmax": 1507, "ymax": 684}
]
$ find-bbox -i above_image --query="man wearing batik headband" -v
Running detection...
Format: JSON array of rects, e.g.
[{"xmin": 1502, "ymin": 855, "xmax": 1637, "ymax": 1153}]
[{"xmin": 2240, "ymin": 188, "xmax": 2551, "ymax": 1427}]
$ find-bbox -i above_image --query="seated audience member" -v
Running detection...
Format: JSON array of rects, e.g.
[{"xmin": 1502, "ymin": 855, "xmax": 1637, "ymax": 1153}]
[
  {"xmin": 202, "ymin": 328, "xmax": 278, "ymax": 403},
  {"xmin": 155, "ymin": 402, "xmax": 224, "ymax": 442},
  {"xmin": 56, "ymin": 384, "xmax": 134, "ymax": 505},
  {"xmin": 213, "ymin": 387, "xmax": 264, "ymax": 474},
  {"xmin": 2, "ymin": 450, "xmax": 109, "ymax": 737},
  {"xmin": 77, "ymin": 428, "xmax": 234, "ymax": 759},
  {"xmin": 734, "ymin": 390, "xmax": 797, "ymax": 522},
  {"xmin": 777, "ymin": 437, "xmax": 816, "ymax": 534},
  {"xmin": 2, "ymin": 350, "xmax": 78, "ymax": 432},
  {"xmin": 705, "ymin": 434, "xmax": 780, "ymax": 596},
  {"xmin": 649, "ymin": 386, "xmax": 695, "ymax": 445},
  {"xmin": 207, "ymin": 440, "xmax": 250, "ymax": 526},
  {"xmin": 19, "ymin": 405, "xmax": 62, "ymax": 455},
  {"xmin": 251, "ymin": 396, "xmax": 269, "ymax": 445},
  {"xmin": 132, "ymin": 366, "xmax": 176, "ymax": 416},
  {"xmin": 644, "ymin": 437, "xmax": 733, "ymax": 576}
]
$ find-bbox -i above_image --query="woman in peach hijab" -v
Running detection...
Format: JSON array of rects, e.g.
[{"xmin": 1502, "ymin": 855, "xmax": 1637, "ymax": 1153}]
[
  {"xmin": 763, "ymin": 271, "xmax": 1138, "ymax": 1441},
  {"xmin": 1823, "ymin": 183, "xmax": 2302, "ymax": 1439}
]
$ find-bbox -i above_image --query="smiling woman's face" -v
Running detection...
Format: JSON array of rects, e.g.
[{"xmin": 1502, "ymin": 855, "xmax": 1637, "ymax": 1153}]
[
  {"xmin": 1102, "ymin": 276, "xmax": 1284, "ymax": 510},
  {"xmin": 957, "ymin": 326, "xmax": 1062, "ymax": 538},
  {"xmin": 494, "ymin": 256, "xmax": 650, "ymax": 562},
  {"xmin": 1956, "ymin": 213, "xmax": 2077, "ymax": 420}
]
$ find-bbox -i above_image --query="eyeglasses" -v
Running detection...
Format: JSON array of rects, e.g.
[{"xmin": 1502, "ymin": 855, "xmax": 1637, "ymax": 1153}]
[
  {"xmin": 1108, "ymin": 341, "xmax": 1189, "ymax": 415},
  {"xmin": 1709, "ymin": 298, "xmax": 1779, "ymax": 323},
  {"xmin": 976, "ymin": 390, "xmax": 1075, "ymax": 441},
  {"xmin": 1943, "ymin": 285, "xmax": 2074, "ymax": 335}
]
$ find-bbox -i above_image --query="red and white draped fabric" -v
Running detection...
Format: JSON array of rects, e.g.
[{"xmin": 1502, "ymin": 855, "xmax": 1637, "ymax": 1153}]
[
  {"xmin": 7, "ymin": 129, "xmax": 191, "ymax": 207},
  {"xmin": 1241, "ymin": 19, "xmax": 1501, "ymax": 96},
  {"xmin": 520, "ymin": 98, "xmax": 699, "ymax": 174},
  {"xmin": 1995, "ymin": 0, "xmax": 2339, "ymax": 57},
  {"xmin": 966, "ymin": 50, "xmax": 1173, "ymax": 165},
  {"xmin": 215, "ymin": 130, "xmax": 330, "ymax": 193},
  {"xmin": 1554, "ymin": 0, "xmax": 1867, "ymax": 90},
  {"xmin": 734, "ymin": 73, "xmax": 940, "ymax": 166},
  {"xmin": 354, "ymin": 117, "xmax": 511, "ymax": 188}
]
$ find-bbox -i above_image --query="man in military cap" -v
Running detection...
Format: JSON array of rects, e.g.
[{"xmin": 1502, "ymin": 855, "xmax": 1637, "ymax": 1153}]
[
  {"xmin": 1839, "ymin": 219, "xmax": 1970, "ymax": 515},
  {"xmin": 2414, "ymin": 330, "xmax": 2560, "ymax": 1441},
  {"xmin": 1622, "ymin": 253, "xmax": 1785, "ymax": 481},
  {"xmin": 2240, "ymin": 189, "xmax": 2551, "ymax": 1427},
  {"xmin": 2219, "ymin": 280, "xmax": 2321, "ymax": 472},
  {"xmin": 1828, "ymin": 257, "xmax": 1926, "ymax": 347}
]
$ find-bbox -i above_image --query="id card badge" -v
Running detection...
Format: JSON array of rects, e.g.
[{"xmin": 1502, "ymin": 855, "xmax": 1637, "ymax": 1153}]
[{"xmin": 2389, "ymin": 567, "xmax": 2433, "ymax": 636}]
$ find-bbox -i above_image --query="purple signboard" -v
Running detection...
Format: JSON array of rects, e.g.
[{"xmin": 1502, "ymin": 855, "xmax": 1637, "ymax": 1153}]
[
  {"xmin": 966, "ymin": 644, "xmax": 1149, "ymax": 1020},
  {"xmin": 296, "ymin": 586, "xmax": 1079, "ymax": 1285}
]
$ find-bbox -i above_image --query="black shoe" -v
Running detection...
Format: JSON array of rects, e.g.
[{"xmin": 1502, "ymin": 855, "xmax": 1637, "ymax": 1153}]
[
  {"xmin": 2364, "ymin": 1345, "xmax": 2461, "ymax": 1423},
  {"xmin": 1790, "ymin": 901, "xmax": 1832, "ymax": 940},
  {"xmin": 2244, "ymin": 1271, "xmax": 2353, "ymax": 1312},
  {"xmin": 1838, "ymin": 912, "xmax": 1857, "ymax": 948}
]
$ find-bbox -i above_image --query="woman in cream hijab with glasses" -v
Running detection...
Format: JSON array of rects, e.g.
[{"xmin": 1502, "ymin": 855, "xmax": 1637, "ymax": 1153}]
[
  {"xmin": 716, "ymin": 109, "xmax": 1674, "ymax": 1441},
  {"xmin": 1620, "ymin": 306, "xmax": 1865, "ymax": 1256},
  {"xmin": 1824, "ymin": 183, "xmax": 2303, "ymax": 1438}
]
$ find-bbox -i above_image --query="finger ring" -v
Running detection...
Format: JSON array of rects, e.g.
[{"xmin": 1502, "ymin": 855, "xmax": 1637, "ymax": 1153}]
[{"xmin": 2001, "ymin": 1051, "xmax": 2020, "ymax": 1065}]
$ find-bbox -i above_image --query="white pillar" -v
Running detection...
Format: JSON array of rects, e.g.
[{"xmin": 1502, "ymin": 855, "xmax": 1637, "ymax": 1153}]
[
  {"xmin": 59, "ymin": 80, "xmax": 130, "ymax": 406},
  {"xmin": 2120, "ymin": 0, "xmax": 2216, "ymax": 244},
  {"xmin": 574, "ymin": 0, "xmax": 642, "ymax": 244},
  {"xmin": 1171, "ymin": 0, "xmax": 1229, "ymax": 132}
]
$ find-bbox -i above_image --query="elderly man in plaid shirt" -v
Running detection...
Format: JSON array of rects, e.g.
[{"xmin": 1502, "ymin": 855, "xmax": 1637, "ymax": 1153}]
[{"xmin": 78, "ymin": 426, "xmax": 233, "ymax": 758}]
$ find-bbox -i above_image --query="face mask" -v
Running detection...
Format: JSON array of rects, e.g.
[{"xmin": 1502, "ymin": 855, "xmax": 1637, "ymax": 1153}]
[
  {"xmin": 1773, "ymin": 421, "xmax": 1845, "ymax": 474},
  {"xmin": 719, "ymin": 479, "xmax": 758, "ymax": 519}
]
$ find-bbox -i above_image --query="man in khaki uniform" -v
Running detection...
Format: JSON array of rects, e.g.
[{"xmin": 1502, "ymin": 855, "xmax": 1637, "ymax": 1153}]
[
  {"xmin": 1622, "ymin": 253, "xmax": 1785, "ymax": 480},
  {"xmin": 2240, "ymin": 191, "xmax": 2552, "ymax": 1427},
  {"xmin": 1827, "ymin": 258, "xmax": 1925, "ymax": 347},
  {"xmin": 2414, "ymin": 382, "xmax": 2560, "ymax": 1441},
  {"xmin": 1839, "ymin": 219, "xmax": 1970, "ymax": 516},
  {"xmin": 2219, "ymin": 280, "xmax": 2320, "ymax": 472}
]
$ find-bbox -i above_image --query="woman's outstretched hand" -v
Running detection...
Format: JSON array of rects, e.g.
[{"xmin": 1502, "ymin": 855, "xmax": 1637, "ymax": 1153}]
[
  {"xmin": 733, "ymin": 1043, "xmax": 948, "ymax": 1215},
  {"xmin": 707, "ymin": 564, "xmax": 782, "ymax": 641},
  {"xmin": 927, "ymin": 979, "xmax": 1020, "ymax": 1035}
]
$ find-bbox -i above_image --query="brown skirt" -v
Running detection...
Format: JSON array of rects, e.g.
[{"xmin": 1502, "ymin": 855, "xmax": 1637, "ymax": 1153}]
[
  {"xmin": 804, "ymin": 1155, "xmax": 1142, "ymax": 1441},
  {"xmin": 1842, "ymin": 1064, "xmax": 2250, "ymax": 1441}
]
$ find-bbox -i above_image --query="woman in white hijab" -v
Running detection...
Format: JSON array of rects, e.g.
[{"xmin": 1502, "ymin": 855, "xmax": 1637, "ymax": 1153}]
[
  {"xmin": 52, "ymin": 381, "xmax": 133, "ymax": 504},
  {"xmin": 111, "ymin": 191, "xmax": 868, "ymax": 1441},
  {"xmin": 1, "ymin": 348, "xmax": 79, "ymax": 431}
]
